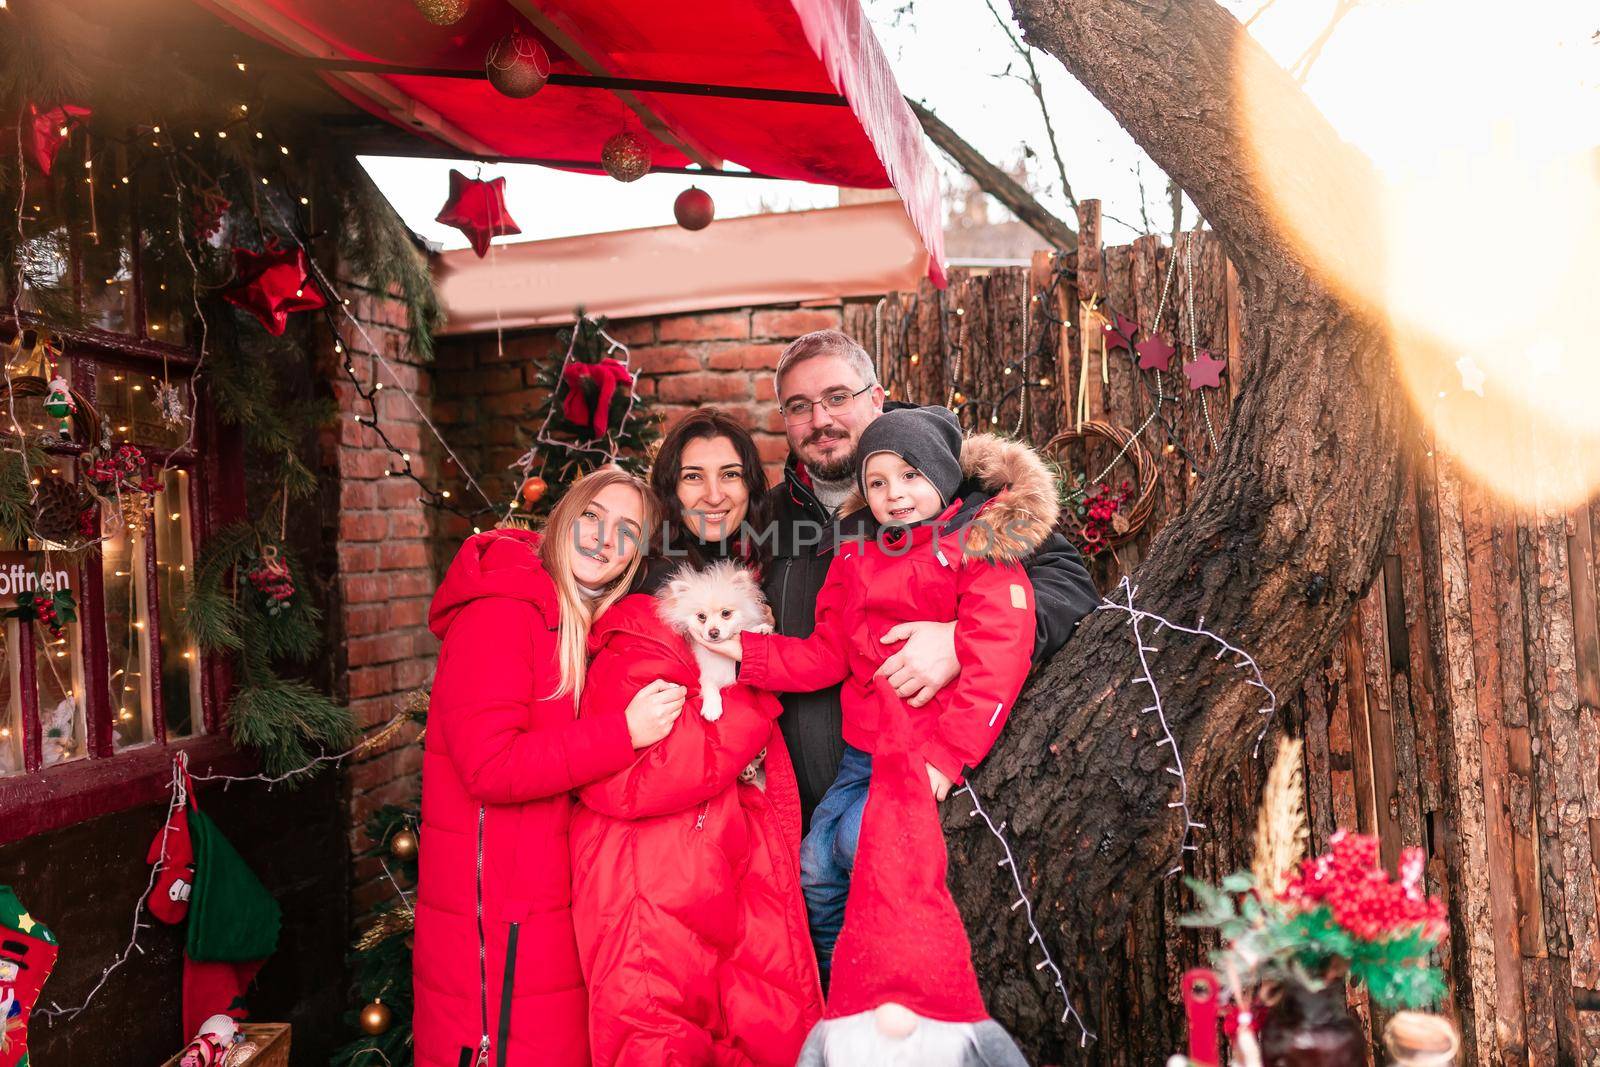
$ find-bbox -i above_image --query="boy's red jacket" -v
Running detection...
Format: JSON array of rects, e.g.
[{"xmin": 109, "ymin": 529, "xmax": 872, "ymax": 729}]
[{"xmin": 740, "ymin": 434, "xmax": 1058, "ymax": 781}]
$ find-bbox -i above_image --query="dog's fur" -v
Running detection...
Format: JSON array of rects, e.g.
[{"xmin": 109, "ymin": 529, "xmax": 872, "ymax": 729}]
[{"xmin": 656, "ymin": 560, "xmax": 771, "ymax": 725}]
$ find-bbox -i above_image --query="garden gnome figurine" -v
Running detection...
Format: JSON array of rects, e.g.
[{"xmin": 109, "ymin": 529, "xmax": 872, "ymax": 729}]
[{"xmin": 794, "ymin": 700, "xmax": 1030, "ymax": 1067}]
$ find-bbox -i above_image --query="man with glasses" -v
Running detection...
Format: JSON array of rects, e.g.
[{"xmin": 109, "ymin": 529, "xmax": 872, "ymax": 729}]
[{"xmin": 762, "ymin": 329, "xmax": 1098, "ymax": 826}]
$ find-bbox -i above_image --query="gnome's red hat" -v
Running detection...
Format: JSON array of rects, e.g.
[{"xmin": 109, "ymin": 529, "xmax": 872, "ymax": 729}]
[{"xmin": 825, "ymin": 684, "xmax": 988, "ymax": 1023}]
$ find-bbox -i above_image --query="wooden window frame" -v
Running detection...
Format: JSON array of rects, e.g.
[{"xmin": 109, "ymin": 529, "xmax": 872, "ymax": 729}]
[{"xmin": 0, "ymin": 174, "xmax": 258, "ymax": 842}]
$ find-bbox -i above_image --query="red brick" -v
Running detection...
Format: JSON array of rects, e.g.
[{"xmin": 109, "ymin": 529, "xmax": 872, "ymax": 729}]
[
  {"xmin": 346, "ymin": 604, "xmax": 386, "ymax": 638},
  {"xmin": 658, "ymin": 311, "xmax": 749, "ymax": 343},
  {"xmin": 750, "ymin": 307, "xmax": 841, "ymax": 339},
  {"xmin": 339, "ymin": 542, "xmax": 379, "ymax": 574},
  {"xmin": 657, "ymin": 373, "xmax": 752, "ymax": 404},
  {"xmin": 348, "ymin": 665, "xmax": 395, "ymax": 699},
  {"xmin": 606, "ymin": 319, "xmax": 657, "ymax": 346},
  {"xmin": 389, "ymin": 598, "xmax": 428, "ymax": 628},
  {"xmin": 350, "ymin": 696, "xmax": 399, "ymax": 730},
  {"xmin": 380, "ymin": 541, "xmax": 429, "ymax": 571},
  {"xmin": 343, "ymin": 575, "xmax": 386, "ymax": 604},
  {"xmin": 342, "ymin": 449, "xmax": 393, "ymax": 480},
  {"xmin": 379, "ymin": 477, "xmax": 425, "ymax": 509},
  {"xmin": 706, "ymin": 343, "xmax": 784, "ymax": 371},
  {"xmin": 340, "ymin": 481, "xmax": 378, "ymax": 510},
  {"xmin": 755, "ymin": 376, "xmax": 777, "ymax": 401},
  {"xmin": 395, "ymin": 658, "xmax": 432, "ymax": 690},
  {"xmin": 389, "ymin": 512, "xmax": 429, "ymax": 539},
  {"xmin": 340, "ymin": 512, "xmax": 387, "ymax": 542},
  {"xmin": 762, "ymin": 462, "xmax": 783, "ymax": 488},
  {"xmin": 389, "ymin": 571, "xmax": 435, "ymax": 598},
  {"xmin": 632, "ymin": 345, "xmax": 703, "ymax": 375},
  {"xmin": 756, "ymin": 433, "xmax": 791, "ymax": 464}
]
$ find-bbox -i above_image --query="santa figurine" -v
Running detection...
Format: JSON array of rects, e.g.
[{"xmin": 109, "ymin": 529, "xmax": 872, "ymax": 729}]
[
  {"xmin": 179, "ymin": 1014, "xmax": 236, "ymax": 1067},
  {"xmin": 795, "ymin": 700, "xmax": 1031, "ymax": 1067}
]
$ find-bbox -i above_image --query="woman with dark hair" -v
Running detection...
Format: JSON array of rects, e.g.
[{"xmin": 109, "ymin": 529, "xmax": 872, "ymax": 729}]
[
  {"xmin": 646, "ymin": 405, "xmax": 771, "ymax": 579},
  {"xmin": 570, "ymin": 408, "xmax": 821, "ymax": 1066}
]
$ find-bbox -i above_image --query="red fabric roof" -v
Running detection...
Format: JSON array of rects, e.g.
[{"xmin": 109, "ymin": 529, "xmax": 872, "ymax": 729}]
[{"xmin": 201, "ymin": 0, "xmax": 946, "ymax": 285}]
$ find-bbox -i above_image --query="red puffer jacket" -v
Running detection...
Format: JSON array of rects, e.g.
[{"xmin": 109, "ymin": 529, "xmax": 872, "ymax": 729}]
[
  {"xmin": 415, "ymin": 530, "xmax": 637, "ymax": 1067},
  {"xmin": 571, "ymin": 593, "xmax": 823, "ymax": 1067},
  {"xmin": 740, "ymin": 433, "xmax": 1053, "ymax": 783}
]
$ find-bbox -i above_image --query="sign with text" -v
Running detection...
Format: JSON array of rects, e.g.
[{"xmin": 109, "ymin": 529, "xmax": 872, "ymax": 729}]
[{"xmin": 0, "ymin": 552, "xmax": 76, "ymax": 598}]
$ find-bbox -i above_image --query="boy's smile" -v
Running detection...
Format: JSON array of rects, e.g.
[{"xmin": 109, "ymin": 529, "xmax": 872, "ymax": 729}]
[{"xmin": 862, "ymin": 452, "xmax": 944, "ymax": 527}]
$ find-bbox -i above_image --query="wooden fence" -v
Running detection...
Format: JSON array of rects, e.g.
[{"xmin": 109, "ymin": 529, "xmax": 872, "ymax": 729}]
[{"xmin": 842, "ymin": 201, "xmax": 1600, "ymax": 1065}]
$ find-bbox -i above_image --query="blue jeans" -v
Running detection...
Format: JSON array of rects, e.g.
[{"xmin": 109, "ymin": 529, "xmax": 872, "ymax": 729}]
[{"xmin": 800, "ymin": 744, "xmax": 873, "ymax": 981}]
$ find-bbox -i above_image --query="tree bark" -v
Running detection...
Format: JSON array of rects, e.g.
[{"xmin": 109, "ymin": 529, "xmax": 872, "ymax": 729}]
[
  {"xmin": 941, "ymin": 0, "xmax": 1408, "ymax": 1057},
  {"xmin": 908, "ymin": 99, "xmax": 1078, "ymax": 251}
]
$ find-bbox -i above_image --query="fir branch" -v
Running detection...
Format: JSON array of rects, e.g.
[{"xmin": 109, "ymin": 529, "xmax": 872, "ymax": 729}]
[{"xmin": 227, "ymin": 676, "xmax": 355, "ymax": 782}]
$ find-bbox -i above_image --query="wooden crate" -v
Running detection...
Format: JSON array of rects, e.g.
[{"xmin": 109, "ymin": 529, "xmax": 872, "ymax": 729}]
[{"xmin": 161, "ymin": 1022, "xmax": 290, "ymax": 1067}]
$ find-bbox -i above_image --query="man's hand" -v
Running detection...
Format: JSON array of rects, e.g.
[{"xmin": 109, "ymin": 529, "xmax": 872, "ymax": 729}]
[
  {"xmin": 925, "ymin": 762, "xmax": 953, "ymax": 802},
  {"xmin": 704, "ymin": 634, "xmax": 743, "ymax": 661},
  {"xmin": 876, "ymin": 620, "xmax": 958, "ymax": 707}
]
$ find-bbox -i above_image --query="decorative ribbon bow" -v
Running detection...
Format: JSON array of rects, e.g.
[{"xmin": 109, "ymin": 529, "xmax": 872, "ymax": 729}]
[{"xmin": 561, "ymin": 358, "xmax": 634, "ymax": 438}]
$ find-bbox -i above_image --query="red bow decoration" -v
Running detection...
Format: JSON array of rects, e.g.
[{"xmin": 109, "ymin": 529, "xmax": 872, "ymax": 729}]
[
  {"xmin": 435, "ymin": 169, "xmax": 521, "ymax": 257},
  {"xmin": 223, "ymin": 241, "xmax": 328, "ymax": 336},
  {"xmin": 14, "ymin": 103, "xmax": 91, "ymax": 176},
  {"xmin": 560, "ymin": 358, "xmax": 633, "ymax": 438}
]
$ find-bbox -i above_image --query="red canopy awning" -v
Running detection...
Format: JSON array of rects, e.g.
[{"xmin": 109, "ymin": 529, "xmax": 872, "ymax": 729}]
[{"xmin": 197, "ymin": 0, "xmax": 947, "ymax": 285}]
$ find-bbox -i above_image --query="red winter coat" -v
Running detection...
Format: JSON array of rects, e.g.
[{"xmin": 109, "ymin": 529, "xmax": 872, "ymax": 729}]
[
  {"xmin": 740, "ymin": 433, "xmax": 1052, "ymax": 783},
  {"xmin": 415, "ymin": 530, "xmax": 638, "ymax": 1067},
  {"xmin": 571, "ymin": 593, "xmax": 823, "ymax": 1067}
]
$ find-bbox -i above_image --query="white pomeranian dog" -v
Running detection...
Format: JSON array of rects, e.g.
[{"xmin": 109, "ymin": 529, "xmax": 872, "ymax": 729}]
[{"xmin": 655, "ymin": 560, "xmax": 771, "ymax": 723}]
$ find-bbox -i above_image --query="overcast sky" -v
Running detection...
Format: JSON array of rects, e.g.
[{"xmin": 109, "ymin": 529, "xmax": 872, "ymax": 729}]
[{"xmin": 361, "ymin": 0, "xmax": 1595, "ymax": 253}]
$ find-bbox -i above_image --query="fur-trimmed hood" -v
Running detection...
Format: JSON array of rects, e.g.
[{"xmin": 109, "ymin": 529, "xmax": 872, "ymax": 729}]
[{"xmin": 841, "ymin": 432, "xmax": 1060, "ymax": 564}]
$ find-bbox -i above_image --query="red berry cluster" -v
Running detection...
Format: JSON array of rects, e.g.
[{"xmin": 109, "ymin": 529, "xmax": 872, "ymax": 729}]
[
  {"xmin": 76, "ymin": 506, "xmax": 97, "ymax": 541},
  {"xmin": 247, "ymin": 557, "xmax": 295, "ymax": 614},
  {"xmin": 86, "ymin": 444, "xmax": 159, "ymax": 495},
  {"xmin": 24, "ymin": 592, "xmax": 65, "ymax": 639},
  {"xmin": 1078, "ymin": 480, "xmax": 1134, "ymax": 555},
  {"xmin": 191, "ymin": 188, "xmax": 231, "ymax": 242},
  {"xmin": 1280, "ymin": 830, "xmax": 1447, "ymax": 942}
]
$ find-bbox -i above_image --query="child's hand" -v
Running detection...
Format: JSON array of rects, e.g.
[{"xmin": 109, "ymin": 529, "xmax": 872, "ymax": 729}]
[
  {"xmin": 925, "ymin": 762, "xmax": 953, "ymax": 802},
  {"xmin": 877, "ymin": 620, "xmax": 959, "ymax": 707}
]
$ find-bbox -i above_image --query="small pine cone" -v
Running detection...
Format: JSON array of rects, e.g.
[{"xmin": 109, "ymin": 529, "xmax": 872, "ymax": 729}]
[{"xmin": 33, "ymin": 476, "xmax": 86, "ymax": 543}]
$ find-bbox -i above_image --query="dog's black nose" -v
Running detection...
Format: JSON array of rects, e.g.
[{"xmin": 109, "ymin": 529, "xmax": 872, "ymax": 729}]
[{"xmin": 707, "ymin": 628, "xmax": 720, "ymax": 641}]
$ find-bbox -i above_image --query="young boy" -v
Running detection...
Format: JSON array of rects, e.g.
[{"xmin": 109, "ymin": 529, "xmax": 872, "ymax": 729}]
[{"xmin": 713, "ymin": 405, "xmax": 1059, "ymax": 981}]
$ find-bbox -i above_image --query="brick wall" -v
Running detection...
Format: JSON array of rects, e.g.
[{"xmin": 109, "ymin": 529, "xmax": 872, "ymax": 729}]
[
  {"xmin": 431, "ymin": 301, "xmax": 847, "ymax": 548},
  {"xmin": 317, "ymin": 273, "xmax": 437, "ymax": 921}
]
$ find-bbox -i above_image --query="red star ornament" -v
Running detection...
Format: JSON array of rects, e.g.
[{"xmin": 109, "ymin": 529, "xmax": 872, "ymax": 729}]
[
  {"xmin": 1184, "ymin": 349, "xmax": 1227, "ymax": 390},
  {"xmin": 1136, "ymin": 333, "xmax": 1176, "ymax": 371},
  {"xmin": 1102, "ymin": 311, "xmax": 1139, "ymax": 351},
  {"xmin": 435, "ymin": 170, "xmax": 520, "ymax": 257},
  {"xmin": 16, "ymin": 103, "xmax": 91, "ymax": 176},
  {"xmin": 223, "ymin": 243, "xmax": 328, "ymax": 336}
]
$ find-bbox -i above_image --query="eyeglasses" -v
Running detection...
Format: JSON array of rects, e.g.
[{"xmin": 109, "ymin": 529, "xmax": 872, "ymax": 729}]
[{"xmin": 781, "ymin": 384, "xmax": 873, "ymax": 425}]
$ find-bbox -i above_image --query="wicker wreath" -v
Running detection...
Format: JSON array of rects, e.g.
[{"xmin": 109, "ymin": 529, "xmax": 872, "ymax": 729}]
[
  {"xmin": 1043, "ymin": 420, "xmax": 1159, "ymax": 550},
  {"xmin": 0, "ymin": 375, "xmax": 102, "ymax": 446}
]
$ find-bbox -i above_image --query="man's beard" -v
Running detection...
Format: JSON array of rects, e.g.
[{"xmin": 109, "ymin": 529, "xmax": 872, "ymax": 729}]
[{"xmin": 803, "ymin": 429, "xmax": 856, "ymax": 481}]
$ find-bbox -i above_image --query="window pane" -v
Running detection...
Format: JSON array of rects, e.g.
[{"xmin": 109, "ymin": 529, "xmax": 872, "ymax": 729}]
[
  {"xmin": 36, "ymin": 608, "xmax": 87, "ymax": 767},
  {"xmin": 155, "ymin": 469, "xmax": 200, "ymax": 739},
  {"xmin": 0, "ymin": 623, "xmax": 21, "ymax": 775},
  {"xmin": 104, "ymin": 510, "xmax": 154, "ymax": 748},
  {"xmin": 97, "ymin": 366, "xmax": 190, "ymax": 451}
]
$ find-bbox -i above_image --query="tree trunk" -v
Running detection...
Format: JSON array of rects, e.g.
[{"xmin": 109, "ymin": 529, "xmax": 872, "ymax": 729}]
[{"xmin": 942, "ymin": 0, "xmax": 1408, "ymax": 1058}]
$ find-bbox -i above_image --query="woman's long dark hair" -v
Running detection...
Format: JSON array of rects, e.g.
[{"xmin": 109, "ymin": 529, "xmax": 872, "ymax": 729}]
[{"xmin": 649, "ymin": 407, "xmax": 771, "ymax": 575}]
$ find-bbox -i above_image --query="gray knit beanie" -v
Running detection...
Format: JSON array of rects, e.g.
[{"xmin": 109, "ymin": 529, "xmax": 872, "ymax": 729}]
[{"xmin": 855, "ymin": 406, "xmax": 964, "ymax": 506}]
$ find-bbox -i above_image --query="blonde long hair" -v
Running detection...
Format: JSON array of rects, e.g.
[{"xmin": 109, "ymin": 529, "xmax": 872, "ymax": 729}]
[{"xmin": 538, "ymin": 468, "xmax": 656, "ymax": 702}]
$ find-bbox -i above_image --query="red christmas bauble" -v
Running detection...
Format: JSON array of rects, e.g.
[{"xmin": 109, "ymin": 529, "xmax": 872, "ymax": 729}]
[
  {"xmin": 520, "ymin": 476, "xmax": 547, "ymax": 504},
  {"xmin": 485, "ymin": 30, "xmax": 550, "ymax": 99},
  {"xmin": 673, "ymin": 186, "xmax": 715, "ymax": 231},
  {"xmin": 601, "ymin": 132, "xmax": 651, "ymax": 183},
  {"xmin": 413, "ymin": 0, "xmax": 468, "ymax": 25}
]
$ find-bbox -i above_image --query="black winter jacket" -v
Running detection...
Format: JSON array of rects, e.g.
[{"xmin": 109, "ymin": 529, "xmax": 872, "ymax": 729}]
[{"xmin": 762, "ymin": 439, "xmax": 1099, "ymax": 824}]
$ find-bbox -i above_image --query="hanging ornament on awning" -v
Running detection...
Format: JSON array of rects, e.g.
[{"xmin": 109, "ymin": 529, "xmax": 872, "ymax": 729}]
[
  {"xmin": 485, "ymin": 29, "xmax": 550, "ymax": 99},
  {"xmin": 600, "ymin": 131, "xmax": 651, "ymax": 183},
  {"xmin": 673, "ymin": 186, "xmax": 714, "ymax": 231},
  {"xmin": 434, "ymin": 169, "xmax": 521, "ymax": 257},
  {"xmin": 412, "ymin": 0, "xmax": 468, "ymax": 26},
  {"xmin": 222, "ymin": 242, "xmax": 328, "ymax": 336}
]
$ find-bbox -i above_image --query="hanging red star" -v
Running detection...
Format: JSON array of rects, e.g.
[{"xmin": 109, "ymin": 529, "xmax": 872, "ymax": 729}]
[
  {"xmin": 223, "ymin": 243, "xmax": 327, "ymax": 336},
  {"xmin": 435, "ymin": 170, "xmax": 520, "ymax": 257},
  {"xmin": 17, "ymin": 103, "xmax": 91, "ymax": 176},
  {"xmin": 1136, "ymin": 334, "xmax": 1176, "ymax": 372},
  {"xmin": 1184, "ymin": 350, "xmax": 1227, "ymax": 391},
  {"xmin": 1102, "ymin": 311, "xmax": 1139, "ymax": 351}
]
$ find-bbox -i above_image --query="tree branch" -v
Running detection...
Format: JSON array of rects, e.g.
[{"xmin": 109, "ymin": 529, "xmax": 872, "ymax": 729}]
[
  {"xmin": 982, "ymin": 0, "xmax": 1079, "ymax": 210},
  {"xmin": 908, "ymin": 98, "xmax": 1078, "ymax": 250}
]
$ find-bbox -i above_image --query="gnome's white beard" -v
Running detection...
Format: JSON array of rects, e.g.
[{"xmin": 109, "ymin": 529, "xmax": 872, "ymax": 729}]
[{"xmin": 821, "ymin": 1009, "xmax": 978, "ymax": 1067}]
